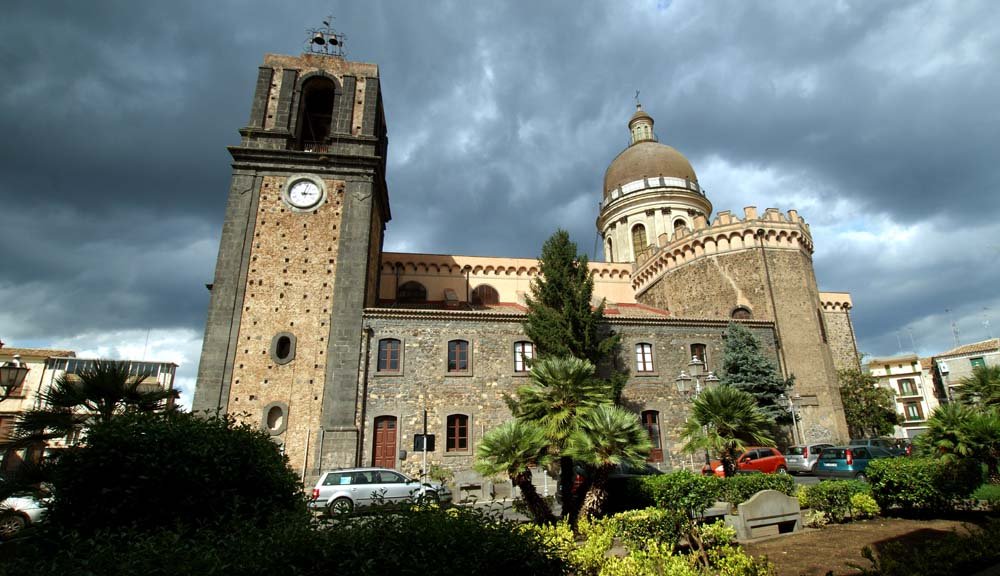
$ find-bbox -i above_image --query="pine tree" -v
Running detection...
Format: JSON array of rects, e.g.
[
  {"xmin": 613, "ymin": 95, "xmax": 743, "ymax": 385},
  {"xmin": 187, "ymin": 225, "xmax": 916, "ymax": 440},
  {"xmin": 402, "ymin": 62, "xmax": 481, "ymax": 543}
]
[
  {"xmin": 719, "ymin": 322, "xmax": 791, "ymax": 423},
  {"xmin": 523, "ymin": 229, "xmax": 618, "ymax": 365}
]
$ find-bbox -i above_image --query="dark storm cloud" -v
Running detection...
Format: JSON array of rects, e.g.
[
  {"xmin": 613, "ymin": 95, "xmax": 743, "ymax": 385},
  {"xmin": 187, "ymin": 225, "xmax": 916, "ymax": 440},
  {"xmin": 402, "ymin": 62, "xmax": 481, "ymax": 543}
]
[{"xmin": 2, "ymin": 0, "xmax": 999, "ymax": 379}]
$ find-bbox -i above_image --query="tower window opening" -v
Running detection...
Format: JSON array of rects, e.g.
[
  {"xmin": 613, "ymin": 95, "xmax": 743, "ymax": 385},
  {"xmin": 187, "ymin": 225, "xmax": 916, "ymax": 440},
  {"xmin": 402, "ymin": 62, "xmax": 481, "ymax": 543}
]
[
  {"xmin": 606, "ymin": 238, "xmax": 614, "ymax": 262},
  {"xmin": 275, "ymin": 336, "xmax": 291, "ymax": 360},
  {"xmin": 471, "ymin": 284, "xmax": 499, "ymax": 305},
  {"xmin": 673, "ymin": 219, "xmax": 686, "ymax": 234},
  {"xmin": 297, "ymin": 77, "xmax": 336, "ymax": 151},
  {"xmin": 731, "ymin": 306, "xmax": 752, "ymax": 320},
  {"xmin": 632, "ymin": 224, "xmax": 649, "ymax": 261}
]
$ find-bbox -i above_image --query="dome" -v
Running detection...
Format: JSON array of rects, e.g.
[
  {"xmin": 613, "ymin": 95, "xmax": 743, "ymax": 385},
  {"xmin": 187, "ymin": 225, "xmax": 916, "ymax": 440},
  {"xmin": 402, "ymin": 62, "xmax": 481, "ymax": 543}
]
[{"xmin": 603, "ymin": 140, "xmax": 698, "ymax": 199}]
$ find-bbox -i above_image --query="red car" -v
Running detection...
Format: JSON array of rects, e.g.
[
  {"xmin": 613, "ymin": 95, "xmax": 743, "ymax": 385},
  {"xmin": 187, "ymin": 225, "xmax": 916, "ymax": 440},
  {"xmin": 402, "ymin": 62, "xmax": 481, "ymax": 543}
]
[{"xmin": 702, "ymin": 447, "xmax": 787, "ymax": 477}]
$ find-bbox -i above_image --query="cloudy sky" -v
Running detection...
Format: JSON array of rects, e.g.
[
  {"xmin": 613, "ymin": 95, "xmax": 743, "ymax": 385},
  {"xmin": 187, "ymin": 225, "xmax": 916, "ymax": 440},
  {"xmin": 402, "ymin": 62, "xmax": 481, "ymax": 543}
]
[{"xmin": 2, "ymin": 1, "xmax": 998, "ymax": 407}]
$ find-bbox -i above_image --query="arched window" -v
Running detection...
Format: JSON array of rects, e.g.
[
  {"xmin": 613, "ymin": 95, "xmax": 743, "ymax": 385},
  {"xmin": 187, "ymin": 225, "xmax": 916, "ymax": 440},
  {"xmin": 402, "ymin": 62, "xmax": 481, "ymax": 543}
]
[
  {"xmin": 673, "ymin": 219, "xmax": 686, "ymax": 234},
  {"xmin": 606, "ymin": 238, "xmax": 614, "ymax": 262},
  {"xmin": 397, "ymin": 281, "xmax": 427, "ymax": 303},
  {"xmin": 446, "ymin": 414, "xmax": 469, "ymax": 452},
  {"xmin": 514, "ymin": 341, "xmax": 534, "ymax": 373},
  {"xmin": 635, "ymin": 343, "xmax": 654, "ymax": 372},
  {"xmin": 641, "ymin": 411, "xmax": 663, "ymax": 462},
  {"xmin": 471, "ymin": 284, "xmax": 499, "ymax": 305},
  {"xmin": 448, "ymin": 340, "xmax": 470, "ymax": 373},
  {"xmin": 731, "ymin": 306, "xmax": 752, "ymax": 320},
  {"xmin": 377, "ymin": 338, "xmax": 401, "ymax": 372},
  {"xmin": 632, "ymin": 224, "xmax": 648, "ymax": 260},
  {"xmin": 296, "ymin": 77, "xmax": 336, "ymax": 151}
]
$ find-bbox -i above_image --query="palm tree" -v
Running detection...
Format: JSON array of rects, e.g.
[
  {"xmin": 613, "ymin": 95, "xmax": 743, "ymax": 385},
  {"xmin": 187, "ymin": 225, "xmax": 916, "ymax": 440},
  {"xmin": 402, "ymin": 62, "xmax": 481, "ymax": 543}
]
[
  {"xmin": 962, "ymin": 409, "xmax": 1000, "ymax": 483},
  {"xmin": 918, "ymin": 403, "xmax": 975, "ymax": 462},
  {"xmin": 565, "ymin": 404, "xmax": 651, "ymax": 519},
  {"xmin": 957, "ymin": 365, "xmax": 1000, "ymax": 408},
  {"xmin": 679, "ymin": 385, "xmax": 774, "ymax": 477},
  {"xmin": 511, "ymin": 356, "xmax": 612, "ymax": 518},
  {"xmin": 475, "ymin": 419, "xmax": 556, "ymax": 524}
]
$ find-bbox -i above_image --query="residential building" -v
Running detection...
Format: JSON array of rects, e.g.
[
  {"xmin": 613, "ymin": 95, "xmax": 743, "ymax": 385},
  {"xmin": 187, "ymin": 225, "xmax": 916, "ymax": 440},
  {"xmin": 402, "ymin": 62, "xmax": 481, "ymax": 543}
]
[
  {"xmin": 933, "ymin": 338, "xmax": 1000, "ymax": 401},
  {"xmin": 864, "ymin": 354, "xmax": 941, "ymax": 439}
]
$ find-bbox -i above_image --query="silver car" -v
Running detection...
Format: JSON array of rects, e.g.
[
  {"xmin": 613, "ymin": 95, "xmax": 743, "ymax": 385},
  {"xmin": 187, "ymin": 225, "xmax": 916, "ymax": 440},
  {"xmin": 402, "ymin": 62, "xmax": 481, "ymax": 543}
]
[
  {"xmin": 784, "ymin": 443, "xmax": 834, "ymax": 474},
  {"xmin": 309, "ymin": 467, "xmax": 452, "ymax": 514},
  {"xmin": 1, "ymin": 494, "xmax": 45, "ymax": 540}
]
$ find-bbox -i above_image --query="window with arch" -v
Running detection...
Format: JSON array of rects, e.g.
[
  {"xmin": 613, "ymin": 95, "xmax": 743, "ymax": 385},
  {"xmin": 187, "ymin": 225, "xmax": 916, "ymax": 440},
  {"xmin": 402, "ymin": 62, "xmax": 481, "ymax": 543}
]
[
  {"xmin": 296, "ymin": 77, "xmax": 336, "ymax": 151},
  {"xmin": 641, "ymin": 410, "xmax": 663, "ymax": 462},
  {"xmin": 514, "ymin": 341, "xmax": 534, "ymax": 373},
  {"xmin": 690, "ymin": 343, "xmax": 707, "ymax": 364},
  {"xmin": 635, "ymin": 343, "xmax": 654, "ymax": 372},
  {"xmin": 377, "ymin": 338, "xmax": 401, "ymax": 372},
  {"xmin": 731, "ymin": 306, "xmax": 752, "ymax": 320},
  {"xmin": 448, "ymin": 340, "xmax": 469, "ymax": 373},
  {"xmin": 632, "ymin": 224, "xmax": 649, "ymax": 260},
  {"xmin": 673, "ymin": 219, "xmax": 687, "ymax": 234},
  {"xmin": 472, "ymin": 284, "xmax": 499, "ymax": 305},
  {"xmin": 397, "ymin": 281, "xmax": 427, "ymax": 303},
  {"xmin": 446, "ymin": 414, "xmax": 469, "ymax": 452},
  {"xmin": 606, "ymin": 238, "xmax": 614, "ymax": 262}
]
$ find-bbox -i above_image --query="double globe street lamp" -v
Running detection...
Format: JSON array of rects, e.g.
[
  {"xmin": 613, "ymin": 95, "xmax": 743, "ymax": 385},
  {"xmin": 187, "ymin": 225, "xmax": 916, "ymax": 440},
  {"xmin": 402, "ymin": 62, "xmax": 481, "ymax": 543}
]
[{"xmin": 675, "ymin": 355, "xmax": 719, "ymax": 466}]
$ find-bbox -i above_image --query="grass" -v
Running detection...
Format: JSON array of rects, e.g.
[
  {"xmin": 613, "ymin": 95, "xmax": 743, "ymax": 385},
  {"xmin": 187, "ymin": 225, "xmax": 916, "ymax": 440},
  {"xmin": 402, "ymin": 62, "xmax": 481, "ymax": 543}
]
[{"xmin": 971, "ymin": 483, "xmax": 1000, "ymax": 501}]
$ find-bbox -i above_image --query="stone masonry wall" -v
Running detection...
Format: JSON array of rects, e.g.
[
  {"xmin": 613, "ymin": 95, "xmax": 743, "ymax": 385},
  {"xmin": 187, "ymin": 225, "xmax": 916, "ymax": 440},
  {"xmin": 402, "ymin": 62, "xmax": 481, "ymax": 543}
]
[
  {"xmin": 823, "ymin": 309, "xmax": 859, "ymax": 372},
  {"xmin": 227, "ymin": 175, "xmax": 347, "ymax": 474}
]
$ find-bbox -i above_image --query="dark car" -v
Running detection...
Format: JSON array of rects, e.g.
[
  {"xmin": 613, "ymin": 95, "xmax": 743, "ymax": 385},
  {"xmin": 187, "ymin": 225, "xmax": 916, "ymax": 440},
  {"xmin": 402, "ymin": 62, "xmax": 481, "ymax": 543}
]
[
  {"xmin": 848, "ymin": 438, "xmax": 908, "ymax": 457},
  {"xmin": 813, "ymin": 445, "xmax": 896, "ymax": 481}
]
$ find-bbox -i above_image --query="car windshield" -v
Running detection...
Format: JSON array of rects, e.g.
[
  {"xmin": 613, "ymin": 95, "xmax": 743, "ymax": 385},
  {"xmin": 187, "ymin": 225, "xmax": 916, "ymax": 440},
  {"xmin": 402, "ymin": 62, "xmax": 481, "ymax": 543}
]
[
  {"xmin": 848, "ymin": 439, "xmax": 867, "ymax": 446},
  {"xmin": 786, "ymin": 447, "xmax": 805, "ymax": 456},
  {"xmin": 819, "ymin": 448, "xmax": 847, "ymax": 460}
]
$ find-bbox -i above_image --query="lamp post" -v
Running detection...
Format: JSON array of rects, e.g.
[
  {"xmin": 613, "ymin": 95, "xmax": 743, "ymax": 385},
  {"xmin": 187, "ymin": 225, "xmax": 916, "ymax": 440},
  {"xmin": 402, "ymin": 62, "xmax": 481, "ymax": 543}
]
[
  {"xmin": 676, "ymin": 355, "xmax": 720, "ymax": 466},
  {"xmin": 779, "ymin": 393, "xmax": 803, "ymax": 446},
  {"xmin": 0, "ymin": 354, "xmax": 29, "ymax": 400}
]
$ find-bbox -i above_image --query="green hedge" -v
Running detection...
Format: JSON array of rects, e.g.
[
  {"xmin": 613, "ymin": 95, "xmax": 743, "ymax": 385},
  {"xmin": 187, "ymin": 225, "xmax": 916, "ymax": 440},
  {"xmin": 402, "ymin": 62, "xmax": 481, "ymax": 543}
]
[
  {"xmin": 866, "ymin": 457, "xmax": 982, "ymax": 513},
  {"xmin": 630, "ymin": 470, "xmax": 796, "ymax": 517},
  {"xmin": 717, "ymin": 473, "xmax": 796, "ymax": 505},
  {"xmin": 605, "ymin": 508, "xmax": 689, "ymax": 551},
  {"xmin": 800, "ymin": 480, "xmax": 869, "ymax": 522}
]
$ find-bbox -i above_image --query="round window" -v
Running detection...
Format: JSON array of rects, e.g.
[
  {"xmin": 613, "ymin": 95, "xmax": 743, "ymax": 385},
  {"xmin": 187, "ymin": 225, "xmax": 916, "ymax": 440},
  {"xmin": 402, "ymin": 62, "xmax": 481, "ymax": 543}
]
[
  {"xmin": 266, "ymin": 405, "xmax": 284, "ymax": 432},
  {"xmin": 275, "ymin": 336, "xmax": 291, "ymax": 360}
]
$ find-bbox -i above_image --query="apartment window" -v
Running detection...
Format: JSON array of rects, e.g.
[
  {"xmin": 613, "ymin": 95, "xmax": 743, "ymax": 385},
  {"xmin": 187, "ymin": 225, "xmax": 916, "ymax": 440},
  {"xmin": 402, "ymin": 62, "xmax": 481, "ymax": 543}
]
[
  {"xmin": 377, "ymin": 339, "xmax": 401, "ymax": 372},
  {"xmin": 636, "ymin": 343, "xmax": 654, "ymax": 372},
  {"xmin": 514, "ymin": 341, "xmax": 534, "ymax": 373},
  {"xmin": 690, "ymin": 343, "xmax": 707, "ymax": 364},
  {"xmin": 904, "ymin": 402, "xmax": 924, "ymax": 421},
  {"xmin": 970, "ymin": 357, "xmax": 986, "ymax": 369},
  {"xmin": 448, "ymin": 340, "xmax": 469, "ymax": 373},
  {"xmin": 898, "ymin": 379, "xmax": 917, "ymax": 396},
  {"xmin": 446, "ymin": 414, "xmax": 469, "ymax": 452},
  {"xmin": 641, "ymin": 410, "xmax": 663, "ymax": 463}
]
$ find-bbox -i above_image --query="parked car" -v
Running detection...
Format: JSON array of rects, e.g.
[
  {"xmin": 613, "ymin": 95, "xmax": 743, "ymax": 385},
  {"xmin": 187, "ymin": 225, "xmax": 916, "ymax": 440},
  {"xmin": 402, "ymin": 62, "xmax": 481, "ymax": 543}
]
[
  {"xmin": 560, "ymin": 461, "xmax": 664, "ymax": 504},
  {"xmin": 0, "ymin": 494, "xmax": 45, "ymax": 541},
  {"xmin": 309, "ymin": 467, "xmax": 452, "ymax": 514},
  {"xmin": 848, "ymin": 437, "xmax": 907, "ymax": 456},
  {"xmin": 784, "ymin": 443, "xmax": 834, "ymax": 474},
  {"xmin": 702, "ymin": 447, "xmax": 787, "ymax": 477},
  {"xmin": 813, "ymin": 445, "xmax": 896, "ymax": 481}
]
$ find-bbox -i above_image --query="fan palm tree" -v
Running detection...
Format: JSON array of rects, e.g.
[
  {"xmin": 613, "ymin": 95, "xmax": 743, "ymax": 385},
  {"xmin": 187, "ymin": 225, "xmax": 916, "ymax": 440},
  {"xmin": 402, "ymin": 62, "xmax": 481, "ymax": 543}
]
[
  {"xmin": 918, "ymin": 403, "xmax": 975, "ymax": 462},
  {"xmin": 511, "ymin": 356, "xmax": 612, "ymax": 517},
  {"xmin": 957, "ymin": 365, "xmax": 1000, "ymax": 408},
  {"xmin": 963, "ymin": 409, "xmax": 1000, "ymax": 483},
  {"xmin": 679, "ymin": 385, "xmax": 773, "ymax": 478},
  {"xmin": 475, "ymin": 419, "xmax": 556, "ymax": 524},
  {"xmin": 565, "ymin": 404, "xmax": 651, "ymax": 519}
]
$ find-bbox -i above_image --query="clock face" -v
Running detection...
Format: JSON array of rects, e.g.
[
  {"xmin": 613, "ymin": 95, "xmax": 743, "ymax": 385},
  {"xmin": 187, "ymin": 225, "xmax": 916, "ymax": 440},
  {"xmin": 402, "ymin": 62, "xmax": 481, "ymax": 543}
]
[{"xmin": 286, "ymin": 179, "xmax": 323, "ymax": 209}]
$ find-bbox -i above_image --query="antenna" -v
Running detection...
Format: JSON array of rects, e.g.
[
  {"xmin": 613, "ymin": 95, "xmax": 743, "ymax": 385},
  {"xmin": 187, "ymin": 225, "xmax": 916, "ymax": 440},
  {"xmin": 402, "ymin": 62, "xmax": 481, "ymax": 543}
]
[
  {"xmin": 305, "ymin": 15, "xmax": 346, "ymax": 57},
  {"xmin": 946, "ymin": 308, "xmax": 961, "ymax": 348},
  {"xmin": 907, "ymin": 327, "xmax": 916, "ymax": 352},
  {"xmin": 895, "ymin": 332, "xmax": 903, "ymax": 354},
  {"xmin": 984, "ymin": 307, "xmax": 994, "ymax": 339}
]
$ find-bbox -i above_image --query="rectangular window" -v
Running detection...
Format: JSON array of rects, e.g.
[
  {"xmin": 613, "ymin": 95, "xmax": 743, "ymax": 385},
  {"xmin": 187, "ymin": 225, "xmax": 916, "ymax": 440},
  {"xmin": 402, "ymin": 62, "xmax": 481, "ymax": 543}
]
[
  {"xmin": 635, "ymin": 343, "xmax": 654, "ymax": 372},
  {"xmin": 905, "ymin": 403, "xmax": 924, "ymax": 421},
  {"xmin": 514, "ymin": 342, "xmax": 533, "ymax": 373},
  {"xmin": 898, "ymin": 379, "xmax": 917, "ymax": 396},
  {"xmin": 970, "ymin": 357, "xmax": 986, "ymax": 369},
  {"xmin": 378, "ymin": 339, "xmax": 401, "ymax": 372},
  {"xmin": 690, "ymin": 343, "xmax": 707, "ymax": 364},
  {"xmin": 447, "ymin": 414, "xmax": 469, "ymax": 452},
  {"xmin": 448, "ymin": 340, "xmax": 469, "ymax": 372}
]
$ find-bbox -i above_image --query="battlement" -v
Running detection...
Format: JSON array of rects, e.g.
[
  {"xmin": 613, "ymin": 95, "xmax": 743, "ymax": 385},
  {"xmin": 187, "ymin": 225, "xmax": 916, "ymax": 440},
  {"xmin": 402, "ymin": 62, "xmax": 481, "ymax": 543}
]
[
  {"xmin": 631, "ymin": 206, "xmax": 814, "ymax": 294},
  {"xmin": 819, "ymin": 292, "xmax": 853, "ymax": 312}
]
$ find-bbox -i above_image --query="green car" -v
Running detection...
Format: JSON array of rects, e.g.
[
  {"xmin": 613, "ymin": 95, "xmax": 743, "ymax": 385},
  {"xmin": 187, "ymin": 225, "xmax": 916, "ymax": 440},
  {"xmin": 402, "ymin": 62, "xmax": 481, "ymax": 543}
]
[{"xmin": 813, "ymin": 445, "xmax": 896, "ymax": 481}]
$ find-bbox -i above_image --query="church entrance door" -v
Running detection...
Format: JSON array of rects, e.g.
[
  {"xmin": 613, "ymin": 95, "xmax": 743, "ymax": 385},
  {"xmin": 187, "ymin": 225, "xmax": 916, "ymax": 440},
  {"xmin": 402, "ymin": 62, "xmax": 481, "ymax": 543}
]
[{"xmin": 373, "ymin": 416, "xmax": 397, "ymax": 468}]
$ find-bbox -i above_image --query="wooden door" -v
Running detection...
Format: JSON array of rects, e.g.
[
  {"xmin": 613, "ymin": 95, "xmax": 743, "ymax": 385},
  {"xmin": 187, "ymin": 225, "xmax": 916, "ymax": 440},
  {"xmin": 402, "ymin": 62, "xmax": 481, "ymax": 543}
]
[
  {"xmin": 373, "ymin": 416, "xmax": 397, "ymax": 468},
  {"xmin": 641, "ymin": 411, "xmax": 663, "ymax": 462}
]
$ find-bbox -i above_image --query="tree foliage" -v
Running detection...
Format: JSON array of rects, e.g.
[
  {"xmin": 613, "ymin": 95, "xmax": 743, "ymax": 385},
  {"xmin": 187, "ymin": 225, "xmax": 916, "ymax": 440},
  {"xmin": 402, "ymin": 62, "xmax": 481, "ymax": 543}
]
[
  {"xmin": 679, "ymin": 385, "xmax": 774, "ymax": 477},
  {"xmin": 475, "ymin": 420, "xmax": 556, "ymax": 524},
  {"xmin": 718, "ymin": 323, "xmax": 790, "ymax": 423},
  {"xmin": 957, "ymin": 365, "xmax": 1000, "ymax": 408},
  {"xmin": 838, "ymin": 366, "xmax": 900, "ymax": 438}
]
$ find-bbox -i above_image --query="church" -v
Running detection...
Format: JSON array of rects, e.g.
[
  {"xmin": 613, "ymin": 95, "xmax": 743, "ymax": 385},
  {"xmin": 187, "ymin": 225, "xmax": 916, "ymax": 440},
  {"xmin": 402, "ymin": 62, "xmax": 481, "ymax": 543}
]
[{"xmin": 193, "ymin": 47, "xmax": 857, "ymax": 489}]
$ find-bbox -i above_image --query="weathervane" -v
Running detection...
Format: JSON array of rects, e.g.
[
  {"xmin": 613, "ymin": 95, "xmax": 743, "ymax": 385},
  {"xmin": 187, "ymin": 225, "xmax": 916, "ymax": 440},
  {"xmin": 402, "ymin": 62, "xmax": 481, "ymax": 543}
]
[{"xmin": 305, "ymin": 16, "xmax": 346, "ymax": 57}]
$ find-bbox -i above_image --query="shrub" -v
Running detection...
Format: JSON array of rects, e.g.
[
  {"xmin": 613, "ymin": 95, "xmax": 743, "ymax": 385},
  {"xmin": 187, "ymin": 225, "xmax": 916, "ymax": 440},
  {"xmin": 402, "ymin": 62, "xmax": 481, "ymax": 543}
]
[
  {"xmin": 637, "ymin": 470, "xmax": 721, "ymax": 516},
  {"xmin": 852, "ymin": 518, "xmax": 1000, "ymax": 576},
  {"xmin": 718, "ymin": 473, "xmax": 796, "ymax": 505},
  {"xmin": 867, "ymin": 457, "xmax": 981, "ymax": 513},
  {"xmin": 599, "ymin": 541, "xmax": 699, "ymax": 576},
  {"xmin": 573, "ymin": 516, "xmax": 615, "ymax": 576},
  {"xmin": 46, "ymin": 412, "xmax": 305, "ymax": 533},
  {"xmin": 802, "ymin": 509, "xmax": 829, "ymax": 528},
  {"xmin": 972, "ymin": 483, "xmax": 1000, "ymax": 510},
  {"xmin": 606, "ymin": 507, "xmax": 689, "ymax": 551},
  {"xmin": 850, "ymin": 493, "xmax": 881, "ymax": 519},
  {"xmin": 696, "ymin": 519, "xmax": 737, "ymax": 549},
  {"xmin": 801, "ymin": 480, "xmax": 869, "ymax": 522},
  {"xmin": 707, "ymin": 545, "xmax": 777, "ymax": 576}
]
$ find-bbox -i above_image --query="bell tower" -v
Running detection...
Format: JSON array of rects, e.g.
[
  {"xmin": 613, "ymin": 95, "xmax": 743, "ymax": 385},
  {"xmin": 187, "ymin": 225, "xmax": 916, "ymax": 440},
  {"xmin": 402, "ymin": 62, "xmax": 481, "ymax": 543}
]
[{"xmin": 193, "ymin": 29, "xmax": 390, "ymax": 476}]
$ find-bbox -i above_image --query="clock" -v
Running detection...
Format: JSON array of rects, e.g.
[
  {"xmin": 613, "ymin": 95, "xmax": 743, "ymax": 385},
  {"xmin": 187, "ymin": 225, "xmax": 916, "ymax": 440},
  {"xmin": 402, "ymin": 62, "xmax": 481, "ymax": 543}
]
[{"xmin": 283, "ymin": 176, "xmax": 325, "ymax": 210}]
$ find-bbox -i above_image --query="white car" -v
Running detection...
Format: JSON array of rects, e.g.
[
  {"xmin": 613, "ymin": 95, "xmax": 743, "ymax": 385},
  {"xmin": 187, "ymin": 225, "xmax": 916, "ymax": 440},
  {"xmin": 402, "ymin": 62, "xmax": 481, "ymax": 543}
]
[
  {"xmin": 1, "ymin": 494, "xmax": 45, "ymax": 540},
  {"xmin": 309, "ymin": 467, "xmax": 452, "ymax": 514}
]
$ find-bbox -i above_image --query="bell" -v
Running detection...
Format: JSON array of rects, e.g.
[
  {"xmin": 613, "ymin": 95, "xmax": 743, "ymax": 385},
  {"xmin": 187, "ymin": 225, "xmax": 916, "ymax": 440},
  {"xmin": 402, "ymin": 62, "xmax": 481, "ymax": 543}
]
[
  {"xmin": 311, "ymin": 32, "xmax": 326, "ymax": 46},
  {"xmin": 328, "ymin": 35, "xmax": 339, "ymax": 46}
]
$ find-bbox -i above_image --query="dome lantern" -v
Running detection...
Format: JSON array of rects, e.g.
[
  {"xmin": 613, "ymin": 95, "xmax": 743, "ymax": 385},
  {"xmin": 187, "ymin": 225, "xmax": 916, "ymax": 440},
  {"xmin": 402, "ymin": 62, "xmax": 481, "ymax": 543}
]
[{"xmin": 629, "ymin": 103, "xmax": 655, "ymax": 144}]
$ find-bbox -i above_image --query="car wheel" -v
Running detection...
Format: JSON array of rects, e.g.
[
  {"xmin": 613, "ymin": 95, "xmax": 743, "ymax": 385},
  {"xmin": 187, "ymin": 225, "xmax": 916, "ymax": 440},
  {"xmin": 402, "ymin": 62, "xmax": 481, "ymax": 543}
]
[
  {"xmin": 855, "ymin": 472, "xmax": 867, "ymax": 482},
  {"xmin": 328, "ymin": 497, "xmax": 354, "ymax": 515},
  {"xmin": 0, "ymin": 513, "xmax": 27, "ymax": 541},
  {"xmin": 776, "ymin": 466, "xmax": 787, "ymax": 475}
]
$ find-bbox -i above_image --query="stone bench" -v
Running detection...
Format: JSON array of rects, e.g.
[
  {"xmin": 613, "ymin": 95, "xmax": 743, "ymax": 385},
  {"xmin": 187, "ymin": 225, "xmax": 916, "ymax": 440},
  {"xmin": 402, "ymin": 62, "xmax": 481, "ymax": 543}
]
[{"xmin": 724, "ymin": 489, "xmax": 801, "ymax": 540}]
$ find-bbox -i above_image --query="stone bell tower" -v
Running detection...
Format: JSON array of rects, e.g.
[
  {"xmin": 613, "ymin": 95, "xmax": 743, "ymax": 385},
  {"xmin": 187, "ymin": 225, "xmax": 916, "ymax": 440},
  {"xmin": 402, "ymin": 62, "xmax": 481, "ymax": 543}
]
[{"xmin": 193, "ymin": 34, "xmax": 390, "ymax": 476}]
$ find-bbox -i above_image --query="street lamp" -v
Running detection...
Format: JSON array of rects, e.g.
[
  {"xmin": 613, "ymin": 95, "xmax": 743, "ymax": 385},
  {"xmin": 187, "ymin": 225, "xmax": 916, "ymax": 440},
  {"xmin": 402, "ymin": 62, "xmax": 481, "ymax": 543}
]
[
  {"xmin": 0, "ymin": 354, "xmax": 29, "ymax": 399},
  {"xmin": 779, "ymin": 393, "xmax": 803, "ymax": 446},
  {"xmin": 676, "ymin": 356, "xmax": 720, "ymax": 466}
]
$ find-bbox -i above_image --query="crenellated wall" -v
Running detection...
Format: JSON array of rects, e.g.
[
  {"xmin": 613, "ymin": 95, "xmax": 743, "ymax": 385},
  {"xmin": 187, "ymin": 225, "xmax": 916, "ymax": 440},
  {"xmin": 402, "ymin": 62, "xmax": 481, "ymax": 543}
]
[{"xmin": 820, "ymin": 292, "xmax": 860, "ymax": 372}]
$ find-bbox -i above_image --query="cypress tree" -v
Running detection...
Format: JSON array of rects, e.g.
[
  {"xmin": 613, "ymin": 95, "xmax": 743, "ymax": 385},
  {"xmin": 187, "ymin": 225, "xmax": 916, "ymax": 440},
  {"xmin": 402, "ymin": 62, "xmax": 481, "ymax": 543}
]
[{"xmin": 719, "ymin": 322, "xmax": 792, "ymax": 423}]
